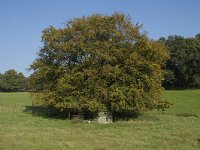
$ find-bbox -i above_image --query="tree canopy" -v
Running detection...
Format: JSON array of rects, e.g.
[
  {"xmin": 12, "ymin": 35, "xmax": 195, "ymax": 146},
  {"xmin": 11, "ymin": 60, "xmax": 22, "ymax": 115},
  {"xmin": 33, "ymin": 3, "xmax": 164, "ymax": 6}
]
[
  {"xmin": 0, "ymin": 69, "xmax": 28, "ymax": 92},
  {"xmin": 30, "ymin": 13, "xmax": 170, "ymax": 118},
  {"xmin": 160, "ymin": 35, "xmax": 200, "ymax": 88}
]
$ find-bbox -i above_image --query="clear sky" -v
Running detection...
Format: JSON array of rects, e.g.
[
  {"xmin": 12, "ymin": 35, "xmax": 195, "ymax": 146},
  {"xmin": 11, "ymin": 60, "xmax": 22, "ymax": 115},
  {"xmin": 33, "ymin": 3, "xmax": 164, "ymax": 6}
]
[{"xmin": 0, "ymin": 0, "xmax": 200, "ymax": 76}]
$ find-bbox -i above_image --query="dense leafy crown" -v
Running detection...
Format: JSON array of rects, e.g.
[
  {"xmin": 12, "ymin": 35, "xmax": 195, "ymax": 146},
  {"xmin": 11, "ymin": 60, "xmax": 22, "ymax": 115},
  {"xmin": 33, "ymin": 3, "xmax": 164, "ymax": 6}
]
[
  {"xmin": 0, "ymin": 69, "xmax": 27, "ymax": 92},
  {"xmin": 30, "ymin": 13, "xmax": 170, "ymax": 115},
  {"xmin": 161, "ymin": 35, "xmax": 200, "ymax": 88}
]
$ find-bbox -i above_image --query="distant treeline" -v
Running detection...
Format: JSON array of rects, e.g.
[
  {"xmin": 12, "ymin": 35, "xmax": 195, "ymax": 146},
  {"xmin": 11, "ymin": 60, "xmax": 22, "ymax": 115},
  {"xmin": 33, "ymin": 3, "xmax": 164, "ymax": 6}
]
[
  {"xmin": 0, "ymin": 69, "xmax": 28, "ymax": 92},
  {"xmin": 160, "ymin": 34, "xmax": 200, "ymax": 89}
]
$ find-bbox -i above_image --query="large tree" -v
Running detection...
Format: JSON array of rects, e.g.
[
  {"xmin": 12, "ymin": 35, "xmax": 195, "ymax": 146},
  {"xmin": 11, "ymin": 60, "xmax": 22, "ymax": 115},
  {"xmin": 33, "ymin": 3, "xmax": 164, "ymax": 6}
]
[
  {"xmin": 30, "ymin": 13, "xmax": 170, "ymax": 118},
  {"xmin": 161, "ymin": 35, "xmax": 200, "ymax": 88}
]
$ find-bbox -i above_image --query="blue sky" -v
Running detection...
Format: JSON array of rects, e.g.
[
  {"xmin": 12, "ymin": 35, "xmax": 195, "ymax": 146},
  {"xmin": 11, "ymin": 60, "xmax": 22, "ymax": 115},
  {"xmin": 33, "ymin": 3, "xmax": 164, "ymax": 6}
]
[{"xmin": 0, "ymin": 0, "xmax": 200, "ymax": 76}]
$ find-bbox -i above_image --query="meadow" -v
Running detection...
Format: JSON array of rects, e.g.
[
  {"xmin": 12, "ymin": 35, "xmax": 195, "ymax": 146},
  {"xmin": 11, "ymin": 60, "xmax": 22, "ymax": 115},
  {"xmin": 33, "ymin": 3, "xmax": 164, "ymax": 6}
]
[{"xmin": 0, "ymin": 90, "xmax": 200, "ymax": 150}]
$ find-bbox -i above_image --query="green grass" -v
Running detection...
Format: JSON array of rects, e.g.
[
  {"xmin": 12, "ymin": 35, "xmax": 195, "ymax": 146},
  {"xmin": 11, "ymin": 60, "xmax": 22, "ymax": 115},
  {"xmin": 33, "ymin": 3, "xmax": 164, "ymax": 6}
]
[
  {"xmin": 164, "ymin": 90, "xmax": 200, "ymax": 115},
  {"xmin": 0, "ymin": 91, "xmax": 200, "ymax": 150}
]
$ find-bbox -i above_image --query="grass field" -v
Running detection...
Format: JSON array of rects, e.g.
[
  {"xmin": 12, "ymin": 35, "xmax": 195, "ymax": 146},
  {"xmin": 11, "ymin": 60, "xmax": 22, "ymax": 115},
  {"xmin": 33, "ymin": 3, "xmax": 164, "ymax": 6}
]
[{"xmin": 0, "ymin": 90, "xmax": 200, "ymax": 150}]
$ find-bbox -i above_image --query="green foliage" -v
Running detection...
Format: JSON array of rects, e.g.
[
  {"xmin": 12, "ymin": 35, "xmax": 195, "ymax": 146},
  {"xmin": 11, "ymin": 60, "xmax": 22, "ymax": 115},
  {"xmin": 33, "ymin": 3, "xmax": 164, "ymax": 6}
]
[
  {"xmin": 160, "ymin": 35, "xmax": 200, "ymax": 88},
  {"xmin": 196, "ymin": 33, "xmax": 200, "ymax": 39},
  {"xmin": 30, "ymin": 13, "xmax": 170, "ymax": 117},
  {"xmin": 0, "ymin": 69, "xmax": 28, "ymax": 92},
  {"xmin": 0, "ymin": 73, "xmax": 3, "ymax": 90},
  {"xmin": 163, "ymin": 70, "xmax": 175, "ymax": 88}
]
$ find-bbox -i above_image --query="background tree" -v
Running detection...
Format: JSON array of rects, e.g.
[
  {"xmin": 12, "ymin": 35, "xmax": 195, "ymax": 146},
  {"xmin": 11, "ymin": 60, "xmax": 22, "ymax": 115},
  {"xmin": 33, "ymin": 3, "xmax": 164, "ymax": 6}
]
[
  {"xmin": 30, "ymin": 13, "xmax": 170, "ymax": 118},
  {"xmin": 160, "ymin": 35, "xmax": 200, "ymax": 88},
  {"xmin": 0, "ymin": 73, "xmax": 3, "ymax": 91},
  {"xmin": 0, "ymin": 69, "xmax": 28, "ymax": 92},
  {"xmin": 196, "ymin": 33, "xmax": 200, "ymax": 39}
]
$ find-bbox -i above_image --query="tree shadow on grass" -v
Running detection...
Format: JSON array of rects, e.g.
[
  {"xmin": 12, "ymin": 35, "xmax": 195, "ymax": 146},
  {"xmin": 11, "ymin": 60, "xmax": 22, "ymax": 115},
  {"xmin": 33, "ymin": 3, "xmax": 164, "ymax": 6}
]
[{"xmin": 23, "ymin": 105, "xmax": 68, "ymax": 120}]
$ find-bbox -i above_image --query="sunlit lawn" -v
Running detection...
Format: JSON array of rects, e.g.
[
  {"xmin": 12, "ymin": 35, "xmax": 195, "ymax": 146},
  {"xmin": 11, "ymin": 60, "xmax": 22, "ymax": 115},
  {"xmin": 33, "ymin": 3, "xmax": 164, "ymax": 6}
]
[{"xmin": 0, "ymin": 91, "xmax": 200, "ymax": 150}]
